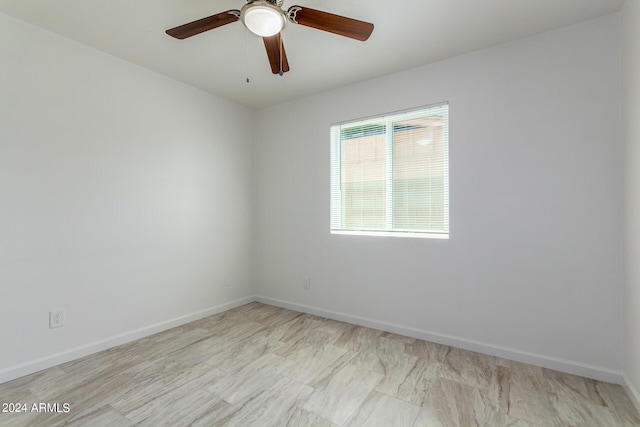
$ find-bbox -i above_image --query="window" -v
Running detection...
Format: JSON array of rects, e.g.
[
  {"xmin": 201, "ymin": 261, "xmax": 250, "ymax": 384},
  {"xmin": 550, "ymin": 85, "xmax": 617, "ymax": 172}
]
[{"xmin": 330, "ymin": 103, "xmax": 449, "ymax": 238}]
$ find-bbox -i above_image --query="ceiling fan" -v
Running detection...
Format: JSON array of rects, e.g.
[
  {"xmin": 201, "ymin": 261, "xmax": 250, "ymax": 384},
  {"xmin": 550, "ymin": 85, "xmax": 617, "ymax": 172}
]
[{"xmin": 165, "ymin": 0, "xmax": 374, "ymax": 76}]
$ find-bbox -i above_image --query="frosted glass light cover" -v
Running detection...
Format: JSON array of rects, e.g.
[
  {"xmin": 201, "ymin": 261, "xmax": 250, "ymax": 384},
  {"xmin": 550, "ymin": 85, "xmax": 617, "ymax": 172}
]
[{"xmin": 244, "ymin": 7, "xmax": 283, "ymax": 37}]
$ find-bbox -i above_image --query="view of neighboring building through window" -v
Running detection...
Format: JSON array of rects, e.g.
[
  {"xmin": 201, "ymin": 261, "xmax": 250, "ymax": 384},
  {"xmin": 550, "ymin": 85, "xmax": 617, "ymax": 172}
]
[{"xmin": 330, "ymin": 103, "xmax": 449, "ymax": 238}]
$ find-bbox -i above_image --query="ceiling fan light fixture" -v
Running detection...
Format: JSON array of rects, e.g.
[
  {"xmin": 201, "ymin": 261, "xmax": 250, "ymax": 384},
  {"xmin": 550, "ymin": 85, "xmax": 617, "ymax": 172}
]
[
  {"xmin": 241, "ymin": 2, "xmax": 285, "ymax": 37},
  {"xmin": 166, "ymin": 2, "xmax": 375, "ymax": 75}
]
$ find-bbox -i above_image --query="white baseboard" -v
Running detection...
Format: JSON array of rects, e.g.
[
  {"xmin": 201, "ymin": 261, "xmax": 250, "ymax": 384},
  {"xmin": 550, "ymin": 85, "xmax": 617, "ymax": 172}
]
[
  {"xmin": 624, "ymin": 374, "xmax": 640, "ymax": 414},
  {"xmin": 256, "ymin": 295, "xmax": 625, "ymax": 385},
  {"xmin": 0, "ymin": 296, "xmax": 256, "ymax": 385}
]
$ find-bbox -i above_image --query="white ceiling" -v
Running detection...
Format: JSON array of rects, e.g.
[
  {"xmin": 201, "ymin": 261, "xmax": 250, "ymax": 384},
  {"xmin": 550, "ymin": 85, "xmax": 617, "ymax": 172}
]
[{"xmin": 0, "ymin": 0, "xmax": 624, "ymax": 109}]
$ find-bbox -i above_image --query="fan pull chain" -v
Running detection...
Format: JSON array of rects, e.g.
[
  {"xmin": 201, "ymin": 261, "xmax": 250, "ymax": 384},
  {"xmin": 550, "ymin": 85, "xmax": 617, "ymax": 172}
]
[{"xmin": 245, "ymin": 27, "xmax": 250, "ymax": 83}]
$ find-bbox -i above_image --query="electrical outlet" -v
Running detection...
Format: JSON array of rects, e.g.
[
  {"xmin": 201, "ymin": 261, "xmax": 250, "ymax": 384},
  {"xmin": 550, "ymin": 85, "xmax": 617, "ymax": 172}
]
[
  {"xmin": 50, "ymin": 309, "xmax": 65, "ymax": 329},
  {"xmin": 303, "ymin": 277, "xmax": 311, "ymax": 290}
]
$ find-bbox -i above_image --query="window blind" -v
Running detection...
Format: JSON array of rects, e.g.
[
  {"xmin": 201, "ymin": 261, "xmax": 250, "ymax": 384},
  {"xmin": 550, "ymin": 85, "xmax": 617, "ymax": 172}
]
[{"xmin": 330, "ymin": 103, "xmax": 449, "ymax": 238}]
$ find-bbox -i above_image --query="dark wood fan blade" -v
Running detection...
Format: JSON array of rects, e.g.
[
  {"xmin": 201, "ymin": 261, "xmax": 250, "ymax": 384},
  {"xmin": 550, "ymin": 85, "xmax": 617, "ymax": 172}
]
[
  {"xmin": 166, "ymin": 10, "xmax": 240, "ymax": 39},
  {"xmin": 288, "ymin": 6, "xmax": 373, "ymax": 41},
  {"xmin": 263, "ymin": 34, "xmax": 290, "ymax": 75}
]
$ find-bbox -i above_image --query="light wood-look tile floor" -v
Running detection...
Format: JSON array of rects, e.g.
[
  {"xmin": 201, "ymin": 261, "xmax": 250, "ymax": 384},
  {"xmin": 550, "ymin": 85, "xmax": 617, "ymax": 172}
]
[{"xmin": 0, "ymin": 302, "xmax": 639, "ymax": 426}]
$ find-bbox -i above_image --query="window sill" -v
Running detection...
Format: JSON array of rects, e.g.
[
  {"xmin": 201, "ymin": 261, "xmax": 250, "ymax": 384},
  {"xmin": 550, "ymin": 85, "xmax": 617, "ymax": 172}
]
[{"xmin": 330, "ymin": 230, "xmax": 449, "ymax": 239}]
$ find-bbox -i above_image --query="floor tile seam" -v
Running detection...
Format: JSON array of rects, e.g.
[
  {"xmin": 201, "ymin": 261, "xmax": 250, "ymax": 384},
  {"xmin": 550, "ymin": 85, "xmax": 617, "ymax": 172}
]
[
  {"xmin": 505, "ymin": 393, "xmax": 564, "ymax": 425},
  {"xmin": 276, "ymin": 370, "xmax": 312, "ymax": 388},
  {"xmin": 262, "ymin": 314, "xmax": 306, "ymax": 328},
  {"xmin": 63, "ymin": 403, "xmax": 122, "ymax": 425},
  {"xmin": 104, "ymin": 403, "xmax": 129, "ymax": 420},
  {"xmin": 202, "ymin": 358, "xmax": 236, "ymax": 374},
  {"xmin": 114, "ymin": 372, "xmax": 213, "ymax": 417},
  {"xmin": 56, "ymin": 355, "xmax": 145, "ymax": 377},
  {"xmin": 430, "ymin": 374, "xmax": 507, "ymax": 413},
  {"xmin": 169, "ymin": 388, "xmax": 221, "ymax": 424},
  {"xmin": 117, "ymin": 389, "xmax": 199, "ymax": 423},
  {"xmin": 184, "ymin": 399, "xmax": 233, "ymax": 427},
  {"xmin": 548, "ymin": 387, "xmax": 614, "ymax": 410},
  {"xmin": 292, "ymin": 405, "xmax": 337, "ymax": 427},
  {"xmin": 31, "ymin": 370, "xmax": 133, "ymax": 404},
  {"xmin": 337, "ymin": 389, "xmax": 379, "ymax": 427},
  {"xmin": 69, "ymin": 373, "xmax": 137, "ymax": 410},
  {"xmin": 372, "ymin": 386, "xmax": 426, "ymax": 408},
  {"xmin": 371, "ymin": 388, "xmax": 426, "ymax": 410},
  {"xmin": 127, "ymin": 368, "xmax": 190, "ymax": 387},
  {"xmin": 221, "ymin": 378, "xmax": 308, "ymax": 425},
  {"xmin": 308, "ymin": 359, "xmax": 359, "ymax": 389}
]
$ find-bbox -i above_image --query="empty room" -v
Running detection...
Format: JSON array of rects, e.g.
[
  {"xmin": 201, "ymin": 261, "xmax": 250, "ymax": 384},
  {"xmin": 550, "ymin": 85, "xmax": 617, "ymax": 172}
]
[{"xmin": 1, "ymin": 0, "xmax": 640, "ymax": 425}]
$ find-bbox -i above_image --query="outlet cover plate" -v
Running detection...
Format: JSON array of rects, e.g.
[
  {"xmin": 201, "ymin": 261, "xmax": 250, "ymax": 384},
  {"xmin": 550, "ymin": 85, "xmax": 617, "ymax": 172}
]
[{"xmin": 50, "ymin": 309, "xmax": 65, "ymax": 328}]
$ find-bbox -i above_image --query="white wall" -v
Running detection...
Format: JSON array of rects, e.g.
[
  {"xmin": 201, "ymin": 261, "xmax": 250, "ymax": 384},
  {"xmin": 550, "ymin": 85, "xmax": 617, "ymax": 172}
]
[
  {"xmin": 623, "ymin": 0, "xmax": 640, "ymax": 409},
  {"xmin": 0, "ymin": 13, "xmax": 255, "ymax": 381},
  {"xmin": 255, "ymin": 14, "xmax": 624, "ymax": 380}
]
